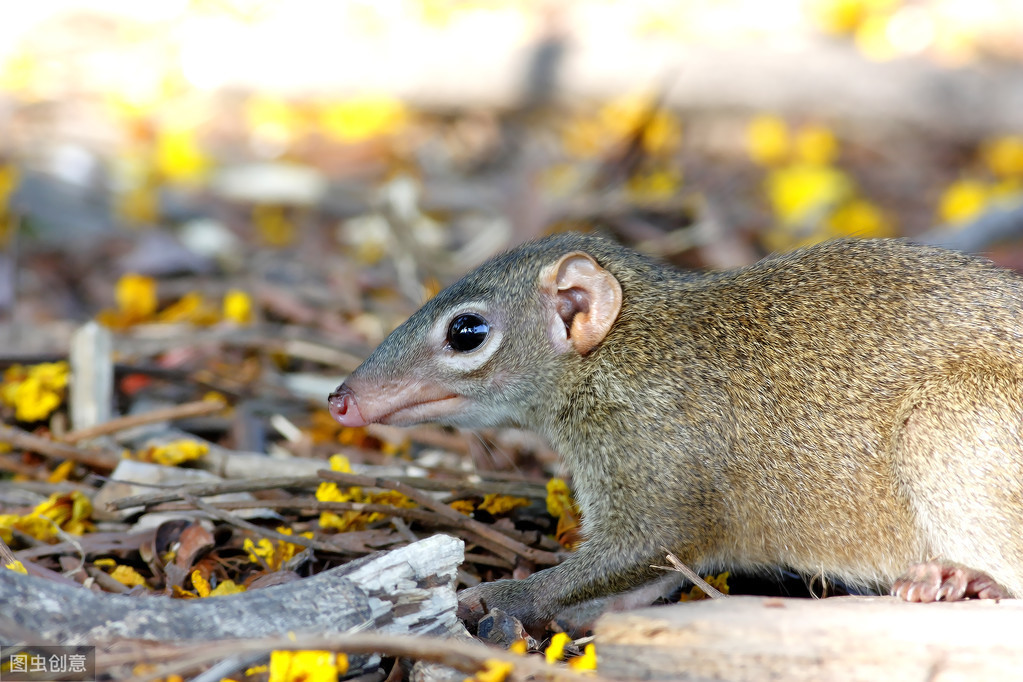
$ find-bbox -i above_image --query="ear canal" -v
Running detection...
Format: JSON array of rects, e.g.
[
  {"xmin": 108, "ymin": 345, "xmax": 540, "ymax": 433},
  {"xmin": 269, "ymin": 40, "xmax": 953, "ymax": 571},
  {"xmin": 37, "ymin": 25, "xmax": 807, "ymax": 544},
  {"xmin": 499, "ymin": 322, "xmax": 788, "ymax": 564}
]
[{"xmin": 545, "ymin": 252, "xmax": 623, "ymax": 355}]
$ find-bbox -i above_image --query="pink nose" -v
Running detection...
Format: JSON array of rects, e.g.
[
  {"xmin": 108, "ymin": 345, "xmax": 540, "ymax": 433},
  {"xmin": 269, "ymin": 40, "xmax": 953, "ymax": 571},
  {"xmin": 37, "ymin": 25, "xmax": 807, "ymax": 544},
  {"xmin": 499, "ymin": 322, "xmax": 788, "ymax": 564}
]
[{"xmin": 328, "ymin": 385, "xmax": 367, "ymax": 427}]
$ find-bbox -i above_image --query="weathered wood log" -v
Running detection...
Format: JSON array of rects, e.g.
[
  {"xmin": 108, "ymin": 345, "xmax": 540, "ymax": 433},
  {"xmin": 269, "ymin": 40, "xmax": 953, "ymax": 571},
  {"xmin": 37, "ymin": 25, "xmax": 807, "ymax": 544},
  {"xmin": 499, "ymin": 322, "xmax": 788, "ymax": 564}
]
[
  {"xmin": 0, "ymin": 534, "xmax": 463, "ymax": 646},
  {"xmin": 595, "ymin": 595, "xmax": 1023, "ymax": 681}
]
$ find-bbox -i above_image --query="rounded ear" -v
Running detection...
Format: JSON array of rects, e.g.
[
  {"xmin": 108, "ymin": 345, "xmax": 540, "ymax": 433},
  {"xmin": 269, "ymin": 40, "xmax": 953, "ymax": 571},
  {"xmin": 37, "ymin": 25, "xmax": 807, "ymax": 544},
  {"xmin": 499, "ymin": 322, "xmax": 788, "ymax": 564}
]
[{"xmin": 542, "ymin": 251, "xmax": 623, "ymax": 355}]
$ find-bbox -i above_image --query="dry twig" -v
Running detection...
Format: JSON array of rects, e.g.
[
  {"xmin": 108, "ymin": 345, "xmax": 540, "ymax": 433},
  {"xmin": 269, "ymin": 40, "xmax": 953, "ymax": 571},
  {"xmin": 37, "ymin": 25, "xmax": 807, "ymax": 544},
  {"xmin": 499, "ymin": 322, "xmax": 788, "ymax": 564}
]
[
  {"xmin": 318, "ymin": 469, "xmax": 561, "ymax": 565},
  {"xmin": 62, "ymin": 399, "xmax": 227, "ymax": 444},
  {"xmin": 0, "ymin": 424, "xmax": 119, "ymax": 470}
]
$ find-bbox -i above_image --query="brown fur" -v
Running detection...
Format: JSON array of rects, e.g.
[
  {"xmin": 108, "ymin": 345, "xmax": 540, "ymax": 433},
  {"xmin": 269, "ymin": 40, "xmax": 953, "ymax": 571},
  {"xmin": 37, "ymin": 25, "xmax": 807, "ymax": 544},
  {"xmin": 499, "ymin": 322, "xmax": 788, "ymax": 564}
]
[{"xmin": 333, "ymin": 234, "xmax": 1023, "ymax": 629}]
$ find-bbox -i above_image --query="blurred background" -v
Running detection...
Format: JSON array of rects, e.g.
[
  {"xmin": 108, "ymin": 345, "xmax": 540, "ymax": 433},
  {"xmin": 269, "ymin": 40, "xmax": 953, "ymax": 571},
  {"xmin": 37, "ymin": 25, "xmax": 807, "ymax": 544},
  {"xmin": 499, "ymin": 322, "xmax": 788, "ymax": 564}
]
[{"xmin": 1, "ymin": 0, "xmax": 1022, "ymax": 348}]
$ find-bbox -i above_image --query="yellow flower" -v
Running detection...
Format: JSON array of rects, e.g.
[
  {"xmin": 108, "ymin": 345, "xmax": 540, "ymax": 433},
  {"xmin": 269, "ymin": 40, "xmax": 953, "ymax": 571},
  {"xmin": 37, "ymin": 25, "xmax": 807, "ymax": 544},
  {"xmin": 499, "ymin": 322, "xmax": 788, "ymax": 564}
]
[
  {"xmin": 319, "ymin": 95, "xmax": 409, "ymax": 142},
  {"xmin": 269, "ymin": 650, "xmax": 348, "ymax": 682},
  {"xmin": 983, "ymin": 136, "xmax": 1023, "ymax": 178},
  {"xmin": 47, "ymin": 459, "xmax": 76, "ymax": 484},
  {"xmin": 478, "ymin": 494, "xmax": 530, "ymax": 516},
  {"xmin": 223, "ymin": 289, "xmax": 253, "ymax": 324},
  {"xmin": 155, "ymin": 126, "xmax": 211, "ymax": 186},
  {"xmin": 2, "ymin": 361, "xmax": 70, "ymax": 422},
  {"xmin": 764, "ymin": 163, "xmax": 852, "ymax": 226},
  {"xmin": 157, "ymin": 291, "xmax": 220, "ymax": 325},
  {"xmin": 244, "ymin": 528, "xmax": 310, "ymax": 571},
  {"xmin": 545, "ymin": 632, "xmax": 571, "ymax": 663},
  {"xmin": 110, "ymin": 564, "xmax": 147, "ymax": 587},
  {"xmin": 0, "ymin": 514, "xmax": 17, "ymax": 543},
  {"xmin": 210, "ymin": 579, "xmax": 246, "ymax": 596},
  {"xmin": 938, "ymin": 178, "xmax": 990, "ymax": 224},
  {"xmin": 316, "ymin": 482, "xmax": 352, "ymax": 504},
  {"xmin": 466, "ymin": 659, "xmax": 514, "ymax": 682},
  {"xmin": 14, "ymin": 491, "xmax": 95, "ymax": 540},
  {"xmin": 826, "ymin": 198, "xmax": 895, "ymax": 238},
  {"xmin": 679, "ymin": 571, "xmax": 731, "ymax": 601},
  {"xmin": 142, "ymin": 440, "xmax": 209, "ymax": 466},
  {"xmin": 568, "ymin": 643, "xmax": 598, "ymax": 671},
  {"xmin": 546, "ymin": 478, "xmax": 573, "ymax": 519},
  {"xmin": 747, "ymin": 115, "xmax": 790, "ymax": 166},
  {"xmin": 449, "ymin": 499, "xmax": 475, "ymax": 515},
  {"xmin": 192, "ymin": 569, "xmax": 211, "ymax": 597},
  {"xmin": 363, "ymin": 490, "xmax": 414, "ymax": 521},
  {"xmin": 116, "ymin": 273, "xmax": 158, "ymax": 320},
  {"xmin": 244, "ymin": 537, "xmax": 275, "ymax": 564},
  {"xmin": 328, "ymin": 453, "xmax": 354, "ymax": 473}
]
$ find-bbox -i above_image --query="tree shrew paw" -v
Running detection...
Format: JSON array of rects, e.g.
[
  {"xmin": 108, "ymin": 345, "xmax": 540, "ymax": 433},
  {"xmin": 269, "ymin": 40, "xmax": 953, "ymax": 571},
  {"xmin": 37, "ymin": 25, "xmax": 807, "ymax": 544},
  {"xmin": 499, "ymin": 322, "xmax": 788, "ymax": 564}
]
[{"xmin": 892, "ymin": 561, "xmax": 1010, "ymax": 602}]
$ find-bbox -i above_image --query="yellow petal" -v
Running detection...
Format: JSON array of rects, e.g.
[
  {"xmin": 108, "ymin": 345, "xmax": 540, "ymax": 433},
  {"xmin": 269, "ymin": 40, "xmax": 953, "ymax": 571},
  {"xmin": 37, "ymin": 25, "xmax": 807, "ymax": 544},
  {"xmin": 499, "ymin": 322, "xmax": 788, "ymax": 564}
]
[
  {"xmin": 328, "ymin": 453, "xmax": 353, "ymax": 473},
  {"xmin": 156, "ymin": 127, "xmax": 211, "ymax": 186},
  {"xmin": 244, "ymin": 537, "xmax": 275, "ymax": 563},
  {"xmin": 47, "ymin": 459, "xmax": 75, "ymax": 484},
  {"xmin": 110, "ymin": 564, "xmax": 147, "ymax": 587},
  {"xmin": 478, "ymin": 494, "xmax": 530, "ymax": 516},
  {"xmin": 568, "ymin": 643, "xmax": 598, "ymax": 671},
  {"xmin": 0, "ymin": 514, "xmax": 17, "ymax": 543},
  {"xmin": 116, "ymin": 274, "xmax": 158, "ymax": 320},
  {"xmin": 545, "ymin": 632, "xmax": 570, "ymax": 663},
  {"xmin": 467, "ymin": 659, "xmax": 514, "ymax": 682},
  {"xmin": 449, "ymin": 499, "xmax": 475, "ymax": 515},
  {"xmin": 223, "ymin": 289, "xmax": 253, "ymax": 324},
  {"xmin": 269, "ymin": 650, "xmax": 346, "ymax": 682},
  {"xmin": 319, "ymin": 95, "xmax": 409, "ymax": 142},
  {"xmin": 147, "ymin": 440, "xmax": 209, "ymax": 466},
  {"xmin": 983, "ymin": 136, "xmax": 1023, "ymax": 178},
  {"xmin": 546, "ymin": 478, "xmax": 574, "ymax": 519},
  {"xmin": 12, "ymin": 375, "xmax": 63, "ymax": 422},
  {"xmin": 764, "ymin": 163, "xmax": 852, "ymax": 225},
  {"xmin": 827, "ymin": 198, "xmax": 895, "ymax": 238},
  {"xmin": 191, "ymin": 569, "xmax": 211, "ymax": 597},
  {"xmin": 210, "ymin": 579, "xmax": 246, "ymax": 596},
  {"xmin": 938, "ymin": 178, "xmax": 990, "ymax": 224}
]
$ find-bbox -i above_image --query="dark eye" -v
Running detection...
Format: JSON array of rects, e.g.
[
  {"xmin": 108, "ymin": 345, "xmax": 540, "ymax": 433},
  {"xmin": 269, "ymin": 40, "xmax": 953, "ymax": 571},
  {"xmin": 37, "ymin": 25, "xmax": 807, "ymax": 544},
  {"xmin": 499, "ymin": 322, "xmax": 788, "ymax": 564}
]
[{"xmin": 447, "ymin": 313, "xmax": 489, "ymax": 352}]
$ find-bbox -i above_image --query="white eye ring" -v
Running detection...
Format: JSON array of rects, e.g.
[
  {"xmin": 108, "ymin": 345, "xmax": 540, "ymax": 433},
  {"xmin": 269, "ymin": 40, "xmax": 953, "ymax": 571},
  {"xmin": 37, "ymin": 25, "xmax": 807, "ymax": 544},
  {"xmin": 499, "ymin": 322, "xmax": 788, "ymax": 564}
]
[{"xmin": 431, "ymin": 303, "xmax": 503, "ymax": 371}]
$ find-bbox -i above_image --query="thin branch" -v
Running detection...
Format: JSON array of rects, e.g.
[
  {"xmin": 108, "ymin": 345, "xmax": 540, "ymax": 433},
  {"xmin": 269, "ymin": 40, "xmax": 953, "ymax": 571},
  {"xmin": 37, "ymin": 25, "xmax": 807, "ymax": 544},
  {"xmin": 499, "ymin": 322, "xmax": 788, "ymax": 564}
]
[
  {"xmin": 107, "ymin": 475, "xmax": 325, "ymax": 510},
  {"xmin": 319, "ymin": 470, "xmax": 561, "ymax": 565},
  {"xmin": 653, "ymin": 550, "xmax": 729, "ymax": 599},
  {"xmin": 0, "ymin": 424, "xmax": 119, "ymax": 470},
  {"xmin": 107, "ymin": 474, "xmax": 546, "ymax": 511},
  {"xmin": 180, "ymin": 494, "xmax": 358, "ymax": 554},
  {"xmin": 62, "ymin": 399, "xmax": 227, "ymax": 443}
]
